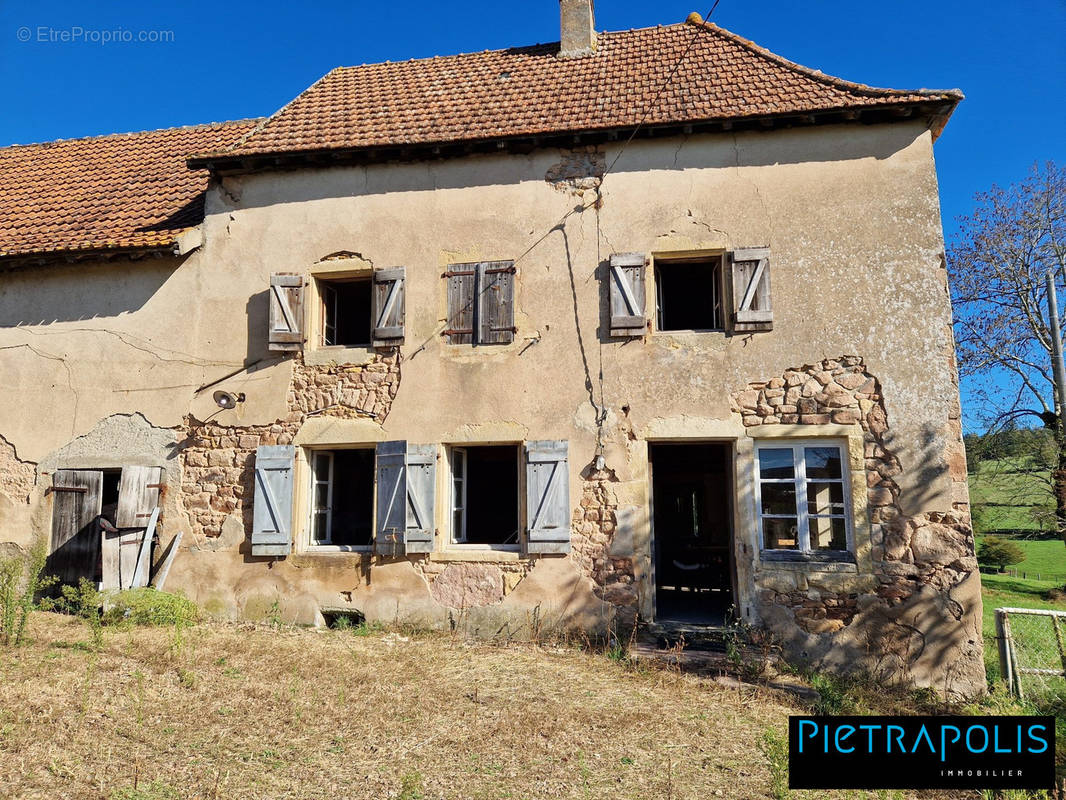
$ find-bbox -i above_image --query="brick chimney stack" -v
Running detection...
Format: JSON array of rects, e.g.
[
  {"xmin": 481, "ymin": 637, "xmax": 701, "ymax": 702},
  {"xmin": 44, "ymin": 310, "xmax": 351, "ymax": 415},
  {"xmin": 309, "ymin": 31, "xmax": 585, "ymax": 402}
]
[{"xmin": 559, "ymin": 0, "xmax": 596, "ymax": 58}]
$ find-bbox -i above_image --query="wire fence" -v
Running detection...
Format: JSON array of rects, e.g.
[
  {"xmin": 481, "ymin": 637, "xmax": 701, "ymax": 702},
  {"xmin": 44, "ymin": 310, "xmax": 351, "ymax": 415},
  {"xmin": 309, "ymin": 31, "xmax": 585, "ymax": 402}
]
[{"xmin": 996, "ymin": 607, "xmax": 1066, "ymax": 701}]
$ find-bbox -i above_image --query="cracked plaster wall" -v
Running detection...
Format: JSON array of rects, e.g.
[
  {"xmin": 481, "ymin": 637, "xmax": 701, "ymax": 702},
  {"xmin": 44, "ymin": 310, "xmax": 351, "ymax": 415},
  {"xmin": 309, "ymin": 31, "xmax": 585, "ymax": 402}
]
[{"xmin": 0, "ymin": 122, "xmax": 978, "ymax": 688}]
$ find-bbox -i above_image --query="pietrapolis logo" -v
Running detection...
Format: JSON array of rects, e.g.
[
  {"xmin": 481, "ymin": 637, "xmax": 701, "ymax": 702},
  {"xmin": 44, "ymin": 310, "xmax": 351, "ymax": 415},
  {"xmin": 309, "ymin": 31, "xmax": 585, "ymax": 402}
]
[{"xmin": 788, "ymin": 716, "xmax": 1055, "ymax": 790}]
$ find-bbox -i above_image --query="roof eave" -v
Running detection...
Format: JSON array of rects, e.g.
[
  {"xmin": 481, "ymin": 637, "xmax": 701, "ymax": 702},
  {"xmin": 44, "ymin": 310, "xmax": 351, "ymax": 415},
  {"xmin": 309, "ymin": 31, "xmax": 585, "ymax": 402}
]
[{"xmin": 188, "ymin": 98, "xmax": 960, "ymax": 175}]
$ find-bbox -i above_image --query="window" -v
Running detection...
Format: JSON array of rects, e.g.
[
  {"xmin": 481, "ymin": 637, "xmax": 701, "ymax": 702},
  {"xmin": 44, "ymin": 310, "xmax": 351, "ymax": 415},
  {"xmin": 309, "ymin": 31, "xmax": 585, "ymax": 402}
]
[
  {"xmin": 655, "ymin": 255, "xmax": 724, "ymax": 331},
  {"xmin": 445, "ymin": 261, "xmax": 515, "ymax": 345},
  {"xmin": 755, "ymin": 442, "xmax": 851, "ymax": 559},
  {"xmin": 318, "ymin": 277, "xmax": 372, "ymax": 347},
  {"xmin": 308, "ymin": 448, "xmax": 375, "ymax": 548},
  {"xmin": 449, "ymin": 445, "xmax": 520, "ymax": 547}
]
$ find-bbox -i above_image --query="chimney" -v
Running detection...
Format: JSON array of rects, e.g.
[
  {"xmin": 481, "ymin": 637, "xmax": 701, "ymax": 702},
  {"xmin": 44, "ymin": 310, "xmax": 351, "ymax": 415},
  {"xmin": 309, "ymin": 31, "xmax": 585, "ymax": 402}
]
[{"xmin": 559, "ymin": 0, "xmax": 596, "ymax": 58}]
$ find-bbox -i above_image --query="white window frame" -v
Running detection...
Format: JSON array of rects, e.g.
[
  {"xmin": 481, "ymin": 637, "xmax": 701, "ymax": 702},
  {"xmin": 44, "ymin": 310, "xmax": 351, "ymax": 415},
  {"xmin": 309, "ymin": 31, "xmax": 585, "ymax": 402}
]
[
  {"xmin": 313, "ymin": 274, "xmax": 373, "ymax": 350},
  {"xmin": 447, "ymin": 444, "xmax": 522, "ymax": 552},
  {"xmin": 451, "ymin": 446, "xmax": 468, "ymax": 544},
  {"xmin": 652, "ymin": 252, "xmax": 726, "ymax": 334},
  {"xmin": 305, "ymin": 447, "xmax": 373, "ymax": 552},
  {"xmin": 754, "ymin": 439, "xmax": 854, "ymax": 558}
]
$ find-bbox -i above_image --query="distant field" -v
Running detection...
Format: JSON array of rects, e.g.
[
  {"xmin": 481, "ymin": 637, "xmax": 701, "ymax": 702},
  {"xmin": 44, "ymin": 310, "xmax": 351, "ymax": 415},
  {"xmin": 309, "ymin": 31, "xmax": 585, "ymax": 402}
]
[
  {"xmin": 977, "ymin": 536, "xmax": 1066, "ymax": 582},
  {"xmin": 968, "ymin": 457, "xmax": 1053, "ymax": 534}
]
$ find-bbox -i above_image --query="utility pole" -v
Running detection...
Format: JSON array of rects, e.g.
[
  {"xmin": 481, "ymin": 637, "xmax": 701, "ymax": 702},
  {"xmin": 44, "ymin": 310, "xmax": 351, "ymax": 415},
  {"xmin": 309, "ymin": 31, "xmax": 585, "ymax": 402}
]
[
  {"xmin": 1047, "ymin": 271, "xmax": 1066, "ymax": 425},
  {"xmin": 1046, "ymin": 271, "xmax": 1066, "ymax": 548}
]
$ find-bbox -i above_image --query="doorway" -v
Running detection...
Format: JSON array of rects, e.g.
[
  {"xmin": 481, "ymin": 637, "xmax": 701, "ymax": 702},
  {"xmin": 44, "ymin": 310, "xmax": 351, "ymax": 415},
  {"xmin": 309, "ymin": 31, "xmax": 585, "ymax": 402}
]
[{"xmin": 650, "ymin": 442, "xmax": 734, "ymax": 625}]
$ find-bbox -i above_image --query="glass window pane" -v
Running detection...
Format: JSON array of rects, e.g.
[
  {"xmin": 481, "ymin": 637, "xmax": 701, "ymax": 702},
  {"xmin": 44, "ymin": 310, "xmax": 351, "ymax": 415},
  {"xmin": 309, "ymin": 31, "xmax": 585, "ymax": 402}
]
[
  {"xmin": 452, "ymin": 510, "xmax": 464, "ymax": 541},
  {"xmin": 453, "ymin": 450, "xmax": 464, "ymax": 475},
  {"xmin": 807, "ymin": 482, "xmax": 845, "ymax": 515},
  {"xmin": 314, "ymin": 482, "xmax": 330, "ymax": 509},
  {"xmin": 313, "ymin": 513, "xmax": 328, "ymax": 544},
  {"xmin": 763, "ymin": 517, "xmax": 798, "ymax": 550},
  {"xmin": 758, "ymin": 448, "xmax": 795, "ymax": 479},
  {"xmin": 810, "ymin": 516, "xmax": 847, "ymax": 551},
  {"xmin": 805, "ymin": 447, "xmax": 842, "ymax": 479},
  {"xmin": 315, "ymin": 452, "xmax": 330, "ymax": 476},
  {"xmin": 760, "ymin": 483, "xmax": 797, "ymax": 516},
  {"xmin": 453, "ymin": 479, "xmax": 463, "ymax": 509}
]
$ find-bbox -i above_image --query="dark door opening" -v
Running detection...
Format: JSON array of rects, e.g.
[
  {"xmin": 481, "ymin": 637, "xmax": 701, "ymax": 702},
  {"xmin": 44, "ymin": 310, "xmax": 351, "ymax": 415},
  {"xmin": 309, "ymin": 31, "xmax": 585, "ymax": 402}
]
[{"xmin": 650, "ymin": 442, "xmax": 734, "ymax": 625}]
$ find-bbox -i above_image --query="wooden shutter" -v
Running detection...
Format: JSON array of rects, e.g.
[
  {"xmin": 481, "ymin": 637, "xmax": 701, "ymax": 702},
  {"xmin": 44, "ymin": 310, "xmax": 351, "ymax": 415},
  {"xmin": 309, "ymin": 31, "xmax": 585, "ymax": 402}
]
[
  {"xmin": 405, "ymin": 444, "xmax": 436, "ymax": 554},
  {"xmin": 252, "ymin": 445, "xmax": 295, "ymax": 556},
  {"xmin": 730, "ymin": 247, "xmax": 772, "ymax": 332},
  {"xmin": 375, "ymin": 440, "xmax": 407, "ymax": 556},
  {"xmin": 445, "ymin": 263, "xmax": 477, "ymax": 344},
  {"xmin": 269, "ymin": 273, "xmax": 304, "ymax": 351},
  {"xmin": 372, "ymin": 267, "xmax": 406, "ymax": 346},
  {"xmin": 115, "ymin": 466, "xmax": 163, "ymax": 528},
  {"xmin": 524, "ymin": 440, "xmax": 571, "ymax": 554},
  {"xmin": 609, "ymin": 253, "xmax": 646, "ymax": 337},
  {"xmin": 48, "ymin": 470, "xmax": 103, "ymax": 586},
  {"xmin": 478, "ymin": 261, "xmax": 516, "ymax": 344}
]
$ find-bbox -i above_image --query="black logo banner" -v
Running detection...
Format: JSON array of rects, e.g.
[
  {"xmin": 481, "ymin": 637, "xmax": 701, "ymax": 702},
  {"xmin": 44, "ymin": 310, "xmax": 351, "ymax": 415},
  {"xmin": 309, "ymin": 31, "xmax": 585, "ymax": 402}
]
[{"xmin": 789, "ymin": 715, "xmax": 1055, "ymax": 790}]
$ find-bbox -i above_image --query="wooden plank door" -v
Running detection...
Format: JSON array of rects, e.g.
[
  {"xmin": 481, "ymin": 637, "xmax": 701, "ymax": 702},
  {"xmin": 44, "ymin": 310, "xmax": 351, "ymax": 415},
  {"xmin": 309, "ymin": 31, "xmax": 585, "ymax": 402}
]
[{"xmin": 48, "ymin": 470, "xmax": 103, "ymax": 586}]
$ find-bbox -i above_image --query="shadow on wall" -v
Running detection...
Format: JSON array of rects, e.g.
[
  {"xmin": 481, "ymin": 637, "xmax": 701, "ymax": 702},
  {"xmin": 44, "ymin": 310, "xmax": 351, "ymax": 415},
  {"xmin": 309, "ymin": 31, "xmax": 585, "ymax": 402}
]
[
  {"xmin": 0, "ymin": 255, "xmax": 186, "ymax": 327},
  {"xmin": 216, "ymin": 125, "xmax": 925, "ymax": 212}
]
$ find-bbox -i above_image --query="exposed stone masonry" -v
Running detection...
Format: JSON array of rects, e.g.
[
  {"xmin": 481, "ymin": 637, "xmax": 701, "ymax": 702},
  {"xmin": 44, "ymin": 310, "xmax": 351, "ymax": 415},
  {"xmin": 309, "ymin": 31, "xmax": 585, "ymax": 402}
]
[
  {"xmin": 179, "ymin": 352, "xmax": 400, "ymax": 540},
  {"xmin": 0, "ymin": 434, "xmax": 36, "ymax": 504},
  {"xmin": 733, "ymin": 356, "xmax": 976, "ymax": 639},
  {"xmin": 571, "ymin": 466, "xmax": 637, "ymax": 617}
]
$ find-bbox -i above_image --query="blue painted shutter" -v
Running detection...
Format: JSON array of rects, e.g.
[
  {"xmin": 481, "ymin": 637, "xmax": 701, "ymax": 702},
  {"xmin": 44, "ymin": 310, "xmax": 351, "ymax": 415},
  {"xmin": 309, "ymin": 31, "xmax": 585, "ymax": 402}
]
[
  {"xmin": 524, "ymin": 440, "xmax": 571, "ymax": 554},
  {"xmin": 405, "ymin": 444, "xmax": 436, "ymax": 553},
  {"xmin": 375, "ymin": 441, "xmax": 407, "ymax": 556},
  {"xmin": 252, "ymin": 445, "xmax": 294, "ymax": 556},
  {"xmin": 376, "ymin": 441, "xmax": 436, "ymax": 556}
]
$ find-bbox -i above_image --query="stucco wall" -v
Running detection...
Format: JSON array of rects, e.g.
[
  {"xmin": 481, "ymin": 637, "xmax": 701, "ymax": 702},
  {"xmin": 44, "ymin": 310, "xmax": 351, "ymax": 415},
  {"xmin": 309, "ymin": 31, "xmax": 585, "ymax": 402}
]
[{"xmin": 0, "ymin": 121, "xmax": 982, "ymax": 694}]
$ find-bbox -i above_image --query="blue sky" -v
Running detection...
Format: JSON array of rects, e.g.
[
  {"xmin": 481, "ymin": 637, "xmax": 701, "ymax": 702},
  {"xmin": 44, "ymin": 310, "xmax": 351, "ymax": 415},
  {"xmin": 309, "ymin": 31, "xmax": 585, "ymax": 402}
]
[{"xmin": 1, "ymin": 0, "xmax": 1063, "ymax": 427}]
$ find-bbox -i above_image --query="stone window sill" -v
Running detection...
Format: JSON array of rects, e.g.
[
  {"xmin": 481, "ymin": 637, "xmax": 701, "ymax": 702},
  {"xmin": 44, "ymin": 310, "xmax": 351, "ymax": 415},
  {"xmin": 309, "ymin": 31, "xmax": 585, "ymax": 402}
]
[
  {"xmin": 759, "ymin": 559, "xmax": 859, "ymax": 574},
  {"xmin": 304, "ymin": 345, "xmax": 375, "ymax": 367},
  {"xmin": 431, "ymin": 549, "xmax": 525, "ymax": 563}
]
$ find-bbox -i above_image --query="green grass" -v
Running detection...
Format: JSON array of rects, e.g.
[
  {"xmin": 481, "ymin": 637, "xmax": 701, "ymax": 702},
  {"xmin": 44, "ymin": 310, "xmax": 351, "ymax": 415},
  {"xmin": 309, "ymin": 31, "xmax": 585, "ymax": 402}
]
[
  {"xmin": 977, "ymin": 536, "xmax": 1066, "ymax": 582},
  {"xmin": 980, "ymin": 572, "xmax": 1066, "ymax": 684},
  {"xmin": 969, "ymin": 457, "xmax": 1054, "ymax": 533}
]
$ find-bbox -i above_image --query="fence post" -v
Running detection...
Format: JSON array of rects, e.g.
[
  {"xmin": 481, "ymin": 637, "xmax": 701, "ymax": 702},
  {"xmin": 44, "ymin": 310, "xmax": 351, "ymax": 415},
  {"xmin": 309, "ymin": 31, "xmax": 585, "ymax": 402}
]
[{"xmin": 995, "ymin": 609, "xmax": 1014, "ymax": 693}]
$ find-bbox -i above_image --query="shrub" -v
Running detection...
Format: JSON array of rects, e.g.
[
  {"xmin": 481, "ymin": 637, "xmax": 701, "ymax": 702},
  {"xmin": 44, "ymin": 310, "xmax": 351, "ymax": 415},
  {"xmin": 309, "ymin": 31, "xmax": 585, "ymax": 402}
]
[
  {"xmin": 0, "ymin": 537, "xmax": 57, "ymax": 646},
  {"xmin": 977, "ymin": 537, "xmax": 1026, "ymax": 572},
  {"xmin": 102, "ymin": 588, "xmax": 199, "ymax": 627}
]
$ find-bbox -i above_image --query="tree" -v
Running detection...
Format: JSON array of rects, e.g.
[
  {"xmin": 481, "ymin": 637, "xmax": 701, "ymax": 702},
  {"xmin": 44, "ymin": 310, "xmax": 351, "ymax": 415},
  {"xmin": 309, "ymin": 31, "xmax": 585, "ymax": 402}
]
[
  {"xmin": 976, "ymin": 537, "xmax": 1026, "ymax": 573},
  {"xmin": 948, "ymin": 161, "xmax": 1066, "ymax": 546}
]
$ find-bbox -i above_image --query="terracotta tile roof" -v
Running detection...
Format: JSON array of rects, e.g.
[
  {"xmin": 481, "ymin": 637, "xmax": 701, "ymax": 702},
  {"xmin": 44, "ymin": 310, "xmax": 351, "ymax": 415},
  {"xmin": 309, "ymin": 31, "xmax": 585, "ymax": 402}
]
[
  {"xmin": 198, "ymin": 19, "xmax": 960, "ymax": 162},
  {"xmin": 0, "ymin": 119, "xmax": 260, "ymax": 261}
]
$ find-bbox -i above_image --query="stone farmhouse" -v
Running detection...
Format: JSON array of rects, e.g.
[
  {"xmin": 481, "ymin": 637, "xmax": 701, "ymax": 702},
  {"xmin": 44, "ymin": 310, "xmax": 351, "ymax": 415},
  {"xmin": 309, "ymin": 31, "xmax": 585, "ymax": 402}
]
[{"xmin": 0, "ymin": 3, "xmax": 984, "ymax": 695}]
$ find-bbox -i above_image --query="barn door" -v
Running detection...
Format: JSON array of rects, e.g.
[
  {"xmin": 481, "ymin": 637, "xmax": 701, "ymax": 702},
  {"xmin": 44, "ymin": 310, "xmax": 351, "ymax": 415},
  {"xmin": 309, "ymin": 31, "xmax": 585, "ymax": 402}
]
[{"xmin": 48, "ymin": 470, "xmax": 103, "ymax": 586}]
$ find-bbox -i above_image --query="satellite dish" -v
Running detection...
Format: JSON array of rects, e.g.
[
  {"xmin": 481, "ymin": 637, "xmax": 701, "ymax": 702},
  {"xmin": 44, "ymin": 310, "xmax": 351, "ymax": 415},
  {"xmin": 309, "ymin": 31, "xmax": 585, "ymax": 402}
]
[{"xmin": 212, "ymin": 390, "xmax": 244, "ymax": 410}]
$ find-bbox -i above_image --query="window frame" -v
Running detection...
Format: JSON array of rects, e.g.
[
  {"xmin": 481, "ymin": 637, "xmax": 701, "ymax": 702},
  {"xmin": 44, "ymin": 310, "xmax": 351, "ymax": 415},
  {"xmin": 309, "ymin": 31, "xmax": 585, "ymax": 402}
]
[
  {"xmin": 754, "ymin": 439, "xmax": 855, "ymax": 563},
  {"xmin": 315, "ymin": 274, "xmax": 373, "ymax": 349},
  {"xmin": 446, "ymin": 443, "xmax": 522, "ymax": 552},
  {"xmin": 304, "ymin": 446, "xmax": 375, "ymax": 553},
  {"xmin": 652, "ymin": 252, "xmax": 727, "ymax": 334}
]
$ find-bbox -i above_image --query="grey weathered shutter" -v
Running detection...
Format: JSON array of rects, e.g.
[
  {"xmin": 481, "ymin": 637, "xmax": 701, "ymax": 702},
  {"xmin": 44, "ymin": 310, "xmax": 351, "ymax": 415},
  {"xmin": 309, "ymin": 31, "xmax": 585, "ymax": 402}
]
[
  {"xmin": 372, "ymin": 267, "xmax": 406, "ymax": 346},
  {"xmin": 252, "ymin": 445, "xmax": 295, "ymax": 556},
  {"xmin": 609, "ymin": 253, "xmax": 646, "ymax": 337},
  {"xmin": 115, "ymin": 465, "xmax": 163, "ymax": 528},
  {"xmin": 375, "ymin": 440, "xmax": 407, "ymax": 556},
  {"xmin": 269, "ymin": 273, "xmax": 304, "ymax": 351},
  {"xmin": 446, "ymin": 263, "xmax": 477, "ymax": 344},
  {"xmin": 48, "ymin": 470, "xmax": 104, "ymax": 585},
  {"xmin": 730, "ymin": 247, "xmax": 772, "ymax": 332},
  {"xmin": 524, "ymin": 440, "xmax": 571, "ymax": 554},
  {"xmin": 478, "ymin": 261, "xmax": 515, "ymax": 344},
  {"xmin": 405, "ymin": 444, "xmax": 436, "ymax": 553}
]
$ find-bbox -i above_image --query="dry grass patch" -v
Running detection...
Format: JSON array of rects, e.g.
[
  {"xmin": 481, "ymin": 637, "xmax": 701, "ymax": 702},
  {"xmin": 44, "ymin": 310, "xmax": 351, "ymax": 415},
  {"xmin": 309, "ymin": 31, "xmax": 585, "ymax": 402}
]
[{"xmin": 0, "ymin": 612, "xmax": 968, "ymax": 800}]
